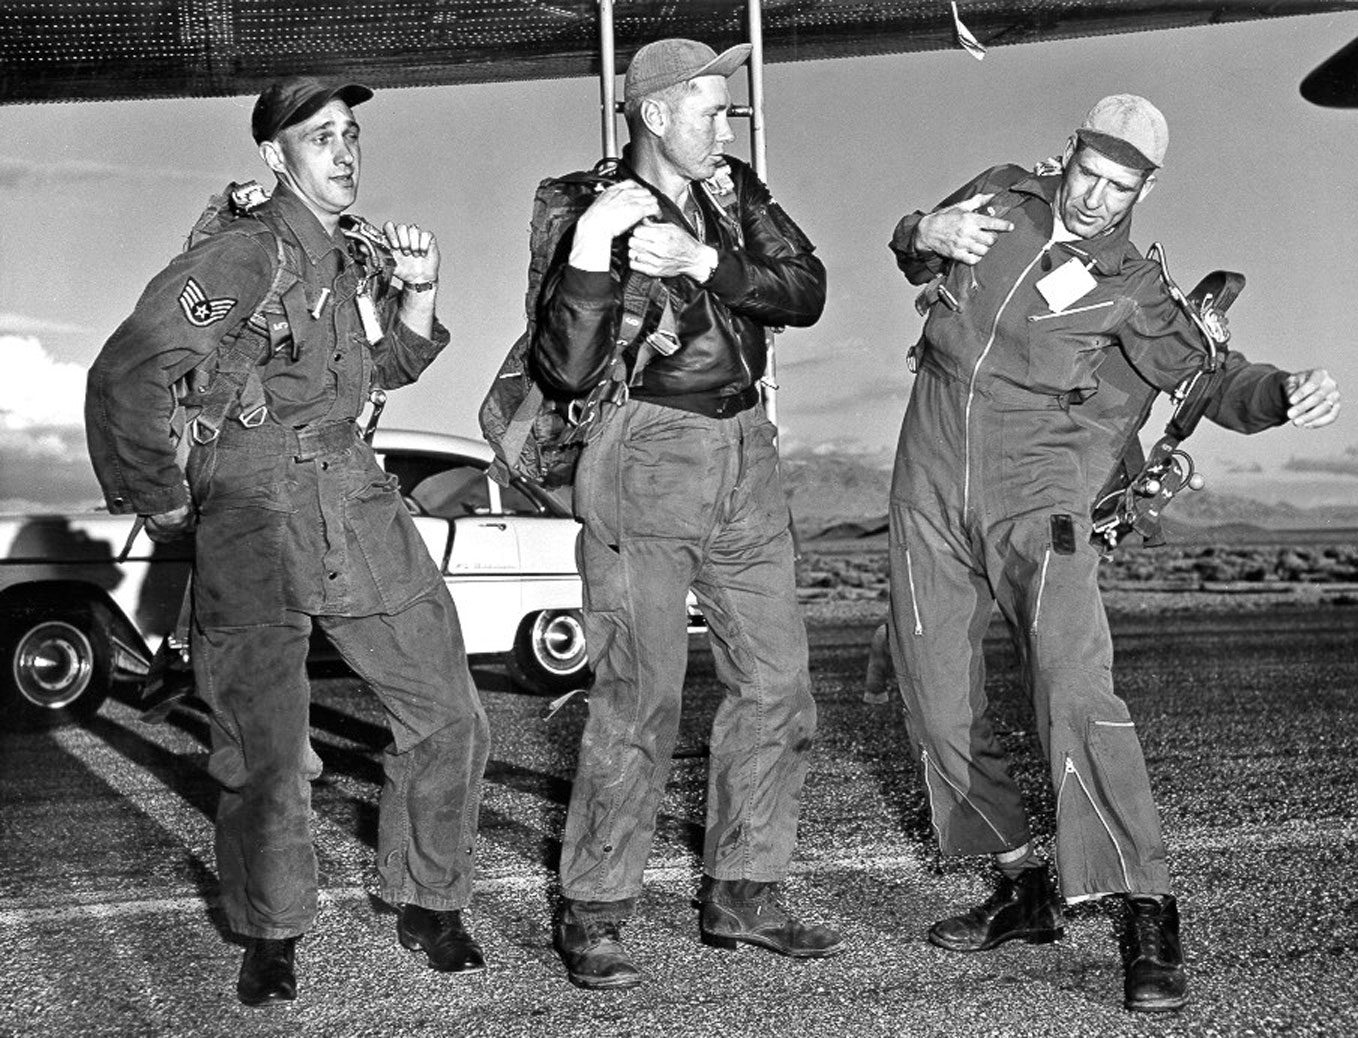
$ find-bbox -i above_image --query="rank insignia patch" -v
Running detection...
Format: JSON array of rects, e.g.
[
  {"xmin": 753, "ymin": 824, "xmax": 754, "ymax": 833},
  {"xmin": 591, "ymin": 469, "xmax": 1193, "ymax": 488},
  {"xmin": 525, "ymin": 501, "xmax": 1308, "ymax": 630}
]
[{"xmin": 178, "ymin": 278, "xmax": 236, "ymax": 327}]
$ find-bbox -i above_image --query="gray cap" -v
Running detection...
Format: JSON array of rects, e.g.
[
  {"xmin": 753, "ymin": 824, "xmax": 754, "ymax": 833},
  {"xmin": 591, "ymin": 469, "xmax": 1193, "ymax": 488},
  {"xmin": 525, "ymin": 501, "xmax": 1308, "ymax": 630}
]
[
  {"xmin": 623, "ymin": 39, "xmax": 751, "ymax": 101},
  {"xmin": 1076, "ymin": 94, "xmax": 1168, "ymax": 170}
]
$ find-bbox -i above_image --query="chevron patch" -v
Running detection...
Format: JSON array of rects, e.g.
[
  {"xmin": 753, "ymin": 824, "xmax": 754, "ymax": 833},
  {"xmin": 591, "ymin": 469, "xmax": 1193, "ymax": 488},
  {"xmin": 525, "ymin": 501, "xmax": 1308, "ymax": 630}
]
[{"xmin": 178, "ymin": 277, "xmax": 236, "ymax": 327}]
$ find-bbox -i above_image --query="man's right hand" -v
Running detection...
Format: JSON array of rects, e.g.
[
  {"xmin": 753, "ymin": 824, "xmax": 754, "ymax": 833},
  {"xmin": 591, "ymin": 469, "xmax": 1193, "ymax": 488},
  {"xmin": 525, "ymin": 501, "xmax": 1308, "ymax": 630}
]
[
  {"xmin": 913, "ymin": 193, "xmax": 1014, "ymax": 266},
  {"xmin": 569, "ymin": 181, "xmax": 661, "ymax": 272},
  {"xmin": 144, "ymin": 504, "xmax": 194, "ymax": 543}
]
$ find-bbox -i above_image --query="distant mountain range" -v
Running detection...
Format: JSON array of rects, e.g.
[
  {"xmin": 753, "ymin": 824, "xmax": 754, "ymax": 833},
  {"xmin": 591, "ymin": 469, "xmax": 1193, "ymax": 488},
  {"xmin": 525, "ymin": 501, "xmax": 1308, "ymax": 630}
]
[{"xmin": 783, "ymin": 448, "xmax": 1358, "ymax": 543}]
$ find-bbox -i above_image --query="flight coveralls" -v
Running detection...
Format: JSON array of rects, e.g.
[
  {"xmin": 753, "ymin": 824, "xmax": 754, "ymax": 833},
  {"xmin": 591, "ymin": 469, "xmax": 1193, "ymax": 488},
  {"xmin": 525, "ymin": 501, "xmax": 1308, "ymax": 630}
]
[
  {"xmin": 887, "ymin": 164, "xmax": 1289, "ymax": 900},
  {"xmin": 86, "ymin": 184, "xmax": 489, "ymax": 938},
  {"xmin": 532, "ymin": 154, "xmax": 826, "ymax": 906}
]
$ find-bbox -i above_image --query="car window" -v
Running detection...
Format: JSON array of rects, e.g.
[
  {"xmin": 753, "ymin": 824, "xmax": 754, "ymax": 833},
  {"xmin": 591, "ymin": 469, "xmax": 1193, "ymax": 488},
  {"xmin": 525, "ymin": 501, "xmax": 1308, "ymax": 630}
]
[
  {"xmin": 500, "ymin": 482, "xmax": 544, "ymax": 516},
  {"xmin": 383, "ymin": 454, "xmax": 491, "ymax": 517}
]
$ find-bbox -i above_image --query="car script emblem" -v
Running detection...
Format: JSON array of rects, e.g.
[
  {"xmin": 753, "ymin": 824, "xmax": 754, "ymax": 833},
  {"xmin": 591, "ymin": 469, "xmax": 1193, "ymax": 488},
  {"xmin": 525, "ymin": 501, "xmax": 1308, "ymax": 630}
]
[{"xmin": 178, "ymin": 278, "xmax": 236, "ymax": 327}]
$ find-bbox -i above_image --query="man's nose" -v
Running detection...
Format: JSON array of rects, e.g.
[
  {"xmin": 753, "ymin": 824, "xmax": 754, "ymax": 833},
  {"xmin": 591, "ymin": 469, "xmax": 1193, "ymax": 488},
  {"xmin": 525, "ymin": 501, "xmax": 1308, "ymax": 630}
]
[
  {"xmin": 716, "ymin": 114, "xmax": 735, "ymax": 143},
  {"xmin": 1084, "ymin": 179, "xmax": 1108, "ymax": 208}
]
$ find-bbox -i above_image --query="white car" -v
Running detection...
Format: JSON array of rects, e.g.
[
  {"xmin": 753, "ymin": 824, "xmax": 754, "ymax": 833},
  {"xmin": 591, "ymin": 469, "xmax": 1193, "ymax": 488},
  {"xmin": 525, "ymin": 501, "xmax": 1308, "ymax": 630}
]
[{"xmin": 1, "ymin": 428, "xmax": 700, "ymax": 728}]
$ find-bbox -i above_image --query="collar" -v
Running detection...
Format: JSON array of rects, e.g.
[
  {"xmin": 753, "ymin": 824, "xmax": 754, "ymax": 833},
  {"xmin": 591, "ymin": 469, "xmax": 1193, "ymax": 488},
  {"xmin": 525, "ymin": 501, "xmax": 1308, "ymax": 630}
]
[
  {"xmin": 618, "ymin": 147, "xmax": 702, "ymax": 233},
  {"xmin": 262, "ymin": 182, "xmax": 346, "ymax": 264},
  {"xmin": 1008, "ymin": 171, "xmax": 1139, "ymax": 276}
]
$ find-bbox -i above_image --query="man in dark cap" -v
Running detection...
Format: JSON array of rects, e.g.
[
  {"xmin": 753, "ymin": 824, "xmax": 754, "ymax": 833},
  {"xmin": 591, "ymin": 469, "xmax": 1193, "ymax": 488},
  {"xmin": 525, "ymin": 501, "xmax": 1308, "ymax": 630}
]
[
  {"xmin": 86, "ymin": 75, "xmax": 490, "ymax": 1005},
  {"xmin": 886, "ymin": 94, "xmax": 1339, "ymax": 1014},
  {"xmin": 531, "ymin": 38, "xmax": 842, "ymax": 990}
]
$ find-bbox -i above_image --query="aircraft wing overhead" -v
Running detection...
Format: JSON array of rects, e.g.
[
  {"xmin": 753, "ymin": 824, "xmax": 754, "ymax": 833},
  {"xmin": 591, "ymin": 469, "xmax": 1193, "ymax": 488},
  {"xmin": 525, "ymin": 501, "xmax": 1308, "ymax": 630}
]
[{"xmin": 3, "ymin": 0, "xmax": 1358, "ymax": 105}]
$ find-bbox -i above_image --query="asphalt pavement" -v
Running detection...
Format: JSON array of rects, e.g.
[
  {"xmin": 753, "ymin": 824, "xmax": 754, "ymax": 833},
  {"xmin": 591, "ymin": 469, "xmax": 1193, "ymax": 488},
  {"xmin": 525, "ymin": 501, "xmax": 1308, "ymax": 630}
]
[{"xmin": 1, "ymin": 601, "xmax": 1356, "ymax": 1038}]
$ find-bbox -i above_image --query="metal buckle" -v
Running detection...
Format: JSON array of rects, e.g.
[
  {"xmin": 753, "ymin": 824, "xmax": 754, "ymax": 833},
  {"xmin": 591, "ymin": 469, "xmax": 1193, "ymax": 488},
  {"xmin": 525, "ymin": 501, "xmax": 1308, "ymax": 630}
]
[
  {"xmin": 238, "ymin": 405, "xmax": 268, "ymax": 429},
  {"xmin": 189, "ymin": 418, "xmax": 220, "ymax": 445}
]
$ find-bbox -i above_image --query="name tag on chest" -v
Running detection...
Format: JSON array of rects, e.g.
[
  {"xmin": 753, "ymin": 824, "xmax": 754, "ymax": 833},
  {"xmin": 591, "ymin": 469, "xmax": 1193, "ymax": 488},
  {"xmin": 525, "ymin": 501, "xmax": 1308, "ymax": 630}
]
[{"xmin": 1035, "ymin": 257, "xmax": 1097, "ymax": 313}]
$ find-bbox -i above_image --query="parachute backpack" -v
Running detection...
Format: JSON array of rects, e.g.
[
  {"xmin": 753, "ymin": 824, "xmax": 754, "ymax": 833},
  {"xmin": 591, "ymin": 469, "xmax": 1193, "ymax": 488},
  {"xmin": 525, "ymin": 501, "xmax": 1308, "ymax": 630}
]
[{"xmin": 479, "ymin": 159, "xmax": 677, "ymax": 489}]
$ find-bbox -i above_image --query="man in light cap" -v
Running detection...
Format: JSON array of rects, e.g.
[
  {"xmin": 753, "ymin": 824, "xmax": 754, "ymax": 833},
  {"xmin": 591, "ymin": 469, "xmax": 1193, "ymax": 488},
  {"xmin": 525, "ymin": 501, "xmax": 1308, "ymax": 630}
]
[
  {"xmin": 531, "ymin": 38, "xmax": 841, "ymax": 989},
  {"xmin": 884, "ymin": 95, "xmax": 1339, "ymax": 1013},
  {"xmin": 87, "ymin": 74, "xmax": 490, "ymax": 1004}
]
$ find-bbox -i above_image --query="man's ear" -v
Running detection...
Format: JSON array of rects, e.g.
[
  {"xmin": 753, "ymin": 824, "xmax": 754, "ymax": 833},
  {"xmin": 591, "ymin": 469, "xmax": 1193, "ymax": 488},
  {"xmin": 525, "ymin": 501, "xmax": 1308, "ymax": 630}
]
[
  {"xmin": 259, "ymin": 139, "xmax": 286, "ymax": 176},
  {"xmin": 1138, "ymin": 172, "xmax": 1157, "ymax": 204},
  {"xmin": 1061, "ymin": 135, "xmax": 1077, "ymax": 169},
  {"xmin": 639, "ymin": 97, "xmax": 668, "ymax": 138}
]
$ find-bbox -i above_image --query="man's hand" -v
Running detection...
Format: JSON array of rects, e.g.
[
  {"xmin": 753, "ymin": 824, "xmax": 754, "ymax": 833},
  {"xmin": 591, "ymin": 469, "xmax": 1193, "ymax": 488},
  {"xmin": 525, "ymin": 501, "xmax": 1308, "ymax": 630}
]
[
  {"xmin": 913, "ymin": 192, "xmax": 1014, "ymax": 266},
  {"xmin": 627, "ymin": 222, "xmax": 716, "ymax": 280},
  {"xmin": 144, "ymin": 505, "xmax": 194, "ymax": 543},
  {"xmin": 570, "ymin": 182, "xmax": 661, "ymax": 272},
  {"xmin": 1284, "ymin": 369, "xmax": 1341, "ymax": 428},
  {"xmin": 383, "ymin": 222, "xmax": 439, "ymax": 289}
]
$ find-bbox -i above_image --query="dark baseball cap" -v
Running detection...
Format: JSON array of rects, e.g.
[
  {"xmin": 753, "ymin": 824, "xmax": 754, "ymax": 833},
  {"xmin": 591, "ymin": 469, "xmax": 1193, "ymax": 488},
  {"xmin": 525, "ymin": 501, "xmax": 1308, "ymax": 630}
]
[{"xmin": 251, "ymin": 75, "xmax": 373, "ymax": 143}]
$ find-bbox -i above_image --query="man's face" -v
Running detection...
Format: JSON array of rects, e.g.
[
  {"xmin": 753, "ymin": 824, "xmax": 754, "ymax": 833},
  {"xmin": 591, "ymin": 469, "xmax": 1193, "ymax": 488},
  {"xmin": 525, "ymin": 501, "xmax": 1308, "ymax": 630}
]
[
  {"xmin": 1056, "ymin": 145, "xmax": 1153, "ymax": 239},
  {"xmin": 266, "ymin": 98, "xmax": 361, "ymax": 218},
  {"xmin": 655, "ymin": 75, "xmax": 735, "ymax": 182}
]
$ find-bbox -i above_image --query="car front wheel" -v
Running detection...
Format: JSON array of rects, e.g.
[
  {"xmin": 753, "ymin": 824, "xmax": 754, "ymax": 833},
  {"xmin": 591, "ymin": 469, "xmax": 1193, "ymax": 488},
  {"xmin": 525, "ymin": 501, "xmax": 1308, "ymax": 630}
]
[
  {"xmin": 2, "ymin": 605, "xmax": 112, "ymax": 730},
  {"xmin": 505, "ymin": 609, "xmax": 591, "ymax": 695}
]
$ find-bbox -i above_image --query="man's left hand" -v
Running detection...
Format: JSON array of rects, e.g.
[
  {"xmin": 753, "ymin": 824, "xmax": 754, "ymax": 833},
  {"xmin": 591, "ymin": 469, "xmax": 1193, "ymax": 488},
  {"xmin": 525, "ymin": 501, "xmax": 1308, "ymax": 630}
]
[
  {"xmin": 628, "ymin": 222, "xmax": 717, "ymax": 281},
  {"xmin": 384, "ymin": 222, "xmax": 440, "ymax": 289},
  {"xmin": 1284, "ymin": 368, "xmax": 1341, "ymax": 428}
]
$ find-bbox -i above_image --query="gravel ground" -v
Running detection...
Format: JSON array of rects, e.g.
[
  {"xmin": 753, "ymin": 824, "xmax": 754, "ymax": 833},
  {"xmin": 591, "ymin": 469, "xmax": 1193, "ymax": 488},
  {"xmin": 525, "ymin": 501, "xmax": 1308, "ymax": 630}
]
[{"xmin": 1, "ymin": 596, "xmax": 1355, "ymax": 1038}]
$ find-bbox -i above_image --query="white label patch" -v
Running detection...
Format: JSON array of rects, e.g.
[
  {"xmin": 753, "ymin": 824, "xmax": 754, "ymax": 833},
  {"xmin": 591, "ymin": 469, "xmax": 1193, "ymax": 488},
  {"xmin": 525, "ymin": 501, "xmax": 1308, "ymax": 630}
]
[
  {"xmin": 178, "ymin": 278, "xmax": 236, "ymax": 327},
  {"xmin": 1035, "ymin": 257, "xmax": 1097, "ymax": 313}
]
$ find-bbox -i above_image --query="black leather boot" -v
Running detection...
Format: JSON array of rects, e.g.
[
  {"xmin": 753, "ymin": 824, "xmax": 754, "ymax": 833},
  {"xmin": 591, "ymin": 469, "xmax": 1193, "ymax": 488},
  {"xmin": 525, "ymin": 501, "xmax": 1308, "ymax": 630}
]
[
  {"xmin": 698, "ymin": 878, "xmax": 845, "ymax": 958},
  {"xmin": 236, "ymin": 936, "xmax": 298, "ymax": 1007},
  {"xmin": 1122, "ymin": 894, "xmax": 1187, "ymax": 1013},
  {"xmin": 555, "ymin": 902, "xmax": 642, "ymax": 990},
  {"xmin": 928, "ymin": 865, "xmax": 1065, "ymax": 952},
  {"xmin": 397, "ymin": 905, "xmax": 486, "ymax": 973}
]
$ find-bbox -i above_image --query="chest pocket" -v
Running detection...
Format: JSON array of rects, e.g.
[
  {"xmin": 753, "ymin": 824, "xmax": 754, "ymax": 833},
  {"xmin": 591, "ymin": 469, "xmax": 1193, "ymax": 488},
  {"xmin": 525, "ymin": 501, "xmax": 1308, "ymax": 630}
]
[{"xmin": 1024, "ymin": 298, "xmax": 1119, "ymax": 394}]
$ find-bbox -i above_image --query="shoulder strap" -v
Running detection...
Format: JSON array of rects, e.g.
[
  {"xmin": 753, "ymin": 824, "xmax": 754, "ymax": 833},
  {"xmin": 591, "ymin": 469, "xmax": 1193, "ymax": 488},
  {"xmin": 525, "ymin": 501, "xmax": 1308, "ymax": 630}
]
[{"xmin": 183, "ymin": 222, "xmax": 301, "ymax": 443}]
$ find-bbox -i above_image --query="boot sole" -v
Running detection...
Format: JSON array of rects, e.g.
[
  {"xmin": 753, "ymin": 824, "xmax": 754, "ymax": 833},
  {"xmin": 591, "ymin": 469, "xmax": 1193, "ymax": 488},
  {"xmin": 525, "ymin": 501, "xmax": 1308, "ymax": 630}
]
[
  {"xmin": 566, "ymin": 970, "xmax": 644, "ymax": 991},
  {"xmin": 700, "ymin": 931, "xmax": 847, "ymax": 959},
  {"xmin": 1125, "ymin": 994, "xmax": 1188, "ymax": 1014},
  {"xmin": 928, "ymin": 926, "xmax": 1065, "ymax": 953}
]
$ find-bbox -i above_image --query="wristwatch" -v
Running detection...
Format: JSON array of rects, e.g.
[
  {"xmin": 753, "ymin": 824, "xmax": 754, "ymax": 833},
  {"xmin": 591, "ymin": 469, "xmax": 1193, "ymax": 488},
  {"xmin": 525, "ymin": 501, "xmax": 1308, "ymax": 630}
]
[{"xmin": 403, "ymin": 279, "xmax": 438, "ymax": 292}]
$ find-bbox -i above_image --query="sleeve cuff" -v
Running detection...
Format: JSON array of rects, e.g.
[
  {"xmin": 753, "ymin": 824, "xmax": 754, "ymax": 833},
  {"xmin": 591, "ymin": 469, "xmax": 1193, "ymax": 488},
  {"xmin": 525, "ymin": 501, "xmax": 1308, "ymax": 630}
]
[
  {"xmin": 562, "ymin": 265, "xmax": 615, "ymax": 302},
  {"xmin": 704, "ymin": 252, "xmax": 743, "ymax": 298}
]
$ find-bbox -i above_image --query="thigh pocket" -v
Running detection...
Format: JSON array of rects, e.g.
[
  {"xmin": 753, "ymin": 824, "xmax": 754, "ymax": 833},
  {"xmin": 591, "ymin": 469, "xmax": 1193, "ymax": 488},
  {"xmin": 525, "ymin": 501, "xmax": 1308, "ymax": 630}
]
[
  {"xmin": 617, "ymin": 408, "xmax": 717, "ymax": 540},
  {"xmin": 194, "ymin": 482, "xmax": 293, "ymax": 627}
]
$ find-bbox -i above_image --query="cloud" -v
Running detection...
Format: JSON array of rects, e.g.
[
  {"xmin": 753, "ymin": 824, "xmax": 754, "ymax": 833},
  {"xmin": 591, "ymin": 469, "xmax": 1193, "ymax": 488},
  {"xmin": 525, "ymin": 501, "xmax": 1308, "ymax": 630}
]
[
  {"xmin": 0, "ymin": 156, "xmax": 215, "ymax": 191},
  {"xmin": 0, "ymin": 336, "xmax": 87, "ymax": 428},
  {"xmin": 0, "ymin": 312, "xmax": 97, "ymax": 337},
  {"xmin": 1283, "ymin": 446, "xmax": 1358, "ymax": 478}
]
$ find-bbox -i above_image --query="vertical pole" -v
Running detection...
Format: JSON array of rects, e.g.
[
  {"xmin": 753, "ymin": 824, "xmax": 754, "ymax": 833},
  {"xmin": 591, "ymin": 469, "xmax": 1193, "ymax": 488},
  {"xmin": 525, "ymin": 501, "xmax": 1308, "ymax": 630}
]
[
  {"xmin": 747, "ymin": 0, "xmax": 768, "ymax": 182},
  {"xmin": 599, "ymin": 0, "xmax": 619, "ymax": 159},
  {"xmin": 746, "ymin": 0, "xmax": 776, "ymax": 425}
]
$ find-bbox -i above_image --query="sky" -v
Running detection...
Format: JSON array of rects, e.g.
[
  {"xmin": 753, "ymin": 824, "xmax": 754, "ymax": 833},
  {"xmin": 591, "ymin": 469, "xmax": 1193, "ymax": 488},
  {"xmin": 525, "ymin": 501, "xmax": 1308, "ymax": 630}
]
[{"xmin": 3, "ymin": 10, "xmax": 1358, "ymax": 513}]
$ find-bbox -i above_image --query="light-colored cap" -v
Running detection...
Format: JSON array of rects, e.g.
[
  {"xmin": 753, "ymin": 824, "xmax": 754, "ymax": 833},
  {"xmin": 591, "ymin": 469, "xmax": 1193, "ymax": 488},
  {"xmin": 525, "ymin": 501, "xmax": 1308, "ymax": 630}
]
[
  {"xmin": 623, "ymin": 38, "xmax": 751, "ymax": 101},
  {"xmin": 1076, "ymin": 94, "xmax": 1168, "ymax": 170}
]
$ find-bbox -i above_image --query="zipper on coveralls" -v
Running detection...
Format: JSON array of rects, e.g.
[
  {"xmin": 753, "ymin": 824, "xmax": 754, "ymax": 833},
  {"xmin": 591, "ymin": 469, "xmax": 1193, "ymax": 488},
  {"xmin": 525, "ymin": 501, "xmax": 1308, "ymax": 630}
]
[
  {"xmin": 1026, "ymin": 299, "xmax": 1115, "ymax": 322},
  {"xmin": 1030, "ymin": 548, "xmax": 1052, "ymax": 633},
  {"xmin": 962, "ymin": 243, "xmax": 1052, "ymax": 514},
  {"xmin": 1055, "ymin": 754, "xmax": 1132, "ymax": 890},
  {"xmin": 921, "ymin": 748, "xmax": 1010, "ymax": 846},
  {"xmin": 904, "ymin": 548, "xmax": 924, "ymax": 635}
]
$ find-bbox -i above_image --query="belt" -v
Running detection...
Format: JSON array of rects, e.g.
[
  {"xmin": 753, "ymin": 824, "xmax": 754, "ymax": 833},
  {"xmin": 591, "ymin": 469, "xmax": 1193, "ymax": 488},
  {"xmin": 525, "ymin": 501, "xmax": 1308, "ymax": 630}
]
[
  {"xmin": 631, "ymin": 382, "xmax": 760, "ymax": 419},
  {"xmin": 210, "ymin": 418, "xmax": 361, "ymax": 460}
]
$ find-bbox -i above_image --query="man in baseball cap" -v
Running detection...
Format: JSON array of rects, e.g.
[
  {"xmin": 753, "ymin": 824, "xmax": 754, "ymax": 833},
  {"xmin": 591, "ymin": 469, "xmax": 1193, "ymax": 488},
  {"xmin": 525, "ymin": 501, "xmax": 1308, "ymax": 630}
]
[
  {"xmin": 884, "ymin": 93, "xmax": 1339, "ymax": 1015},
  {"xmin": 88, "ymin": 71, "xmax": 493, "ymax": 1006},
  {"xmin": 534, "ymin": 38, "xmax": 840, "ymax": 990}
]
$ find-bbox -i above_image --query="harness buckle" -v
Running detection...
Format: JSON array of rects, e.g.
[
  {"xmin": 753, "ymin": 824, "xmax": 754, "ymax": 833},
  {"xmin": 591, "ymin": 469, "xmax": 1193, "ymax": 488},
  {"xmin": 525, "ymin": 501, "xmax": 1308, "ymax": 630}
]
[{"xmin": 238, "ymin": 405, "xmax": 268, "ymax": 429}]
